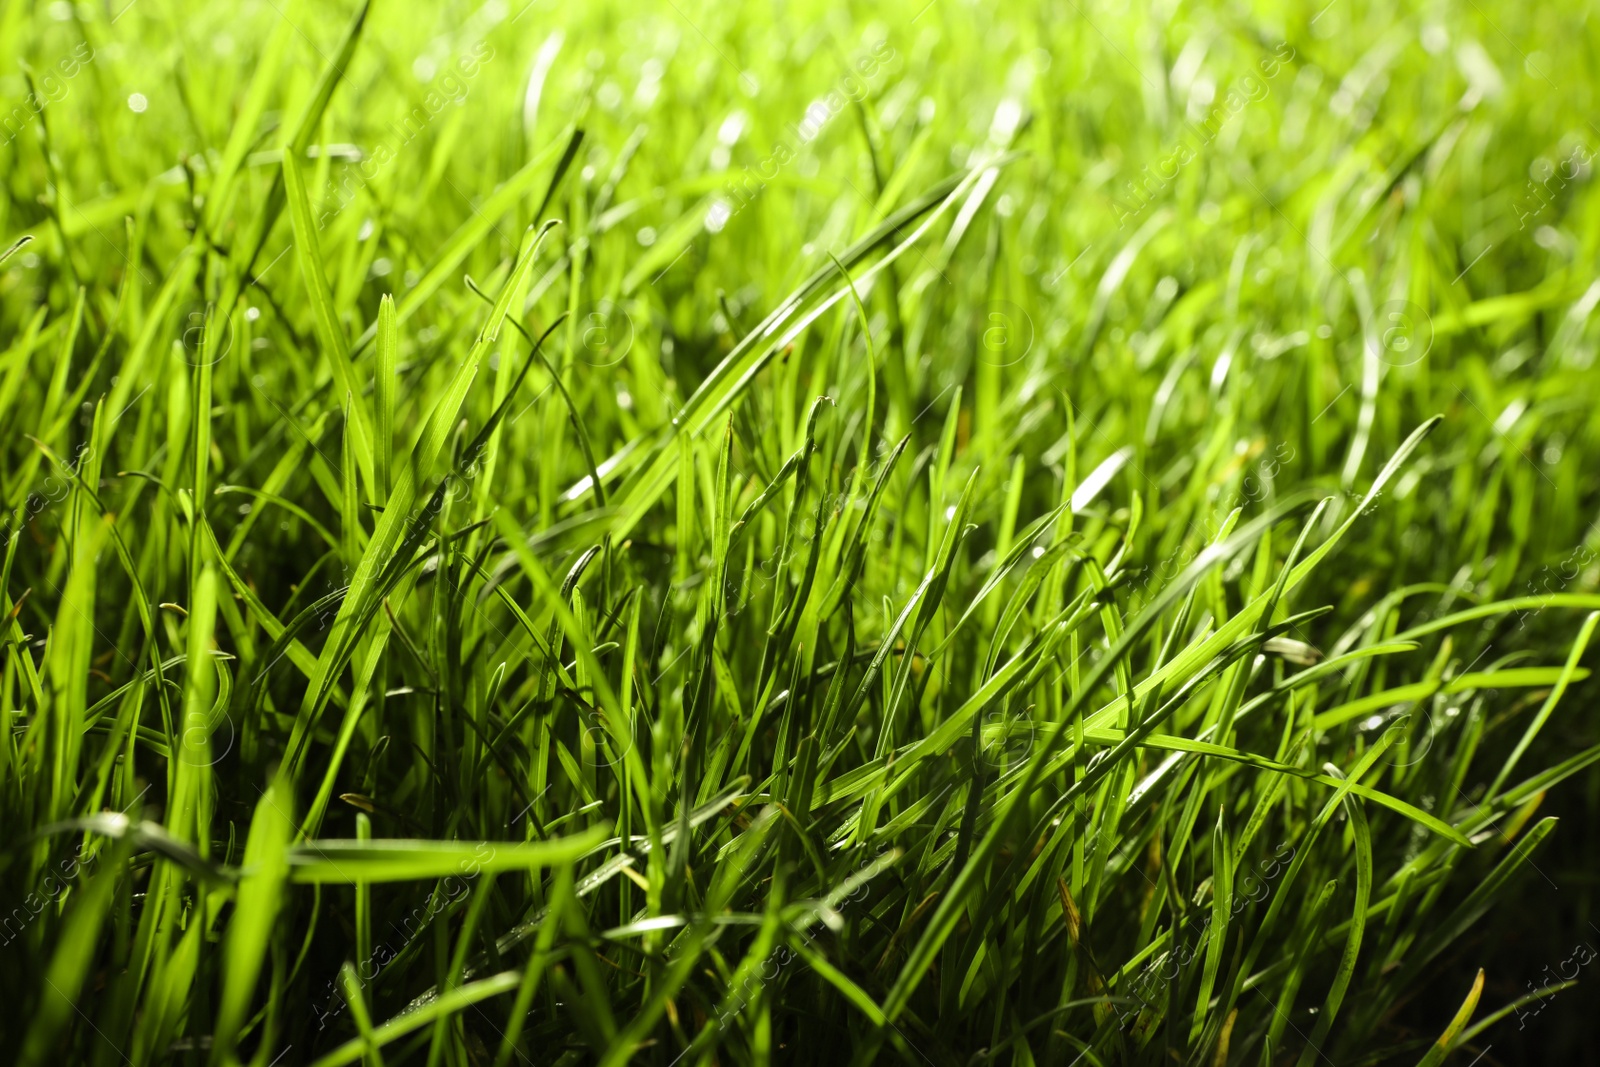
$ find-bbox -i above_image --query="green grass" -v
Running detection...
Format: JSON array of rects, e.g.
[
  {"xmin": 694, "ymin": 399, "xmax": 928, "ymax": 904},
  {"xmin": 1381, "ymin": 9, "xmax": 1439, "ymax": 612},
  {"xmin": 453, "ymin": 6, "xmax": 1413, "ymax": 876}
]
[{"xmin": 3, "ymin": 0, "xmax": 1600, "ymax": 1063}]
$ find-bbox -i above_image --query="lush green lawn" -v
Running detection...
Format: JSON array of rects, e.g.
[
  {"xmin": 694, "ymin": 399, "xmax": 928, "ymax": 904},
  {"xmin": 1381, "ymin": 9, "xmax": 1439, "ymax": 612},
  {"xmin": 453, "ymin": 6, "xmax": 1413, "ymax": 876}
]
[{"xmin": 3, "ymin": 0, "xmax": 1600, "ymax": 1063}]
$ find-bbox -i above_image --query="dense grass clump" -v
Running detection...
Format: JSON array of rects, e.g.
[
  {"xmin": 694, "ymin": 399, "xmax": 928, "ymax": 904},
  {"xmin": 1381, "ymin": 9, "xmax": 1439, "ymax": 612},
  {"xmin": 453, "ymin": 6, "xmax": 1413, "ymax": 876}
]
[{"xmin": 4, "ymin": 0, "xmax": 1600, "ymax": 1063}]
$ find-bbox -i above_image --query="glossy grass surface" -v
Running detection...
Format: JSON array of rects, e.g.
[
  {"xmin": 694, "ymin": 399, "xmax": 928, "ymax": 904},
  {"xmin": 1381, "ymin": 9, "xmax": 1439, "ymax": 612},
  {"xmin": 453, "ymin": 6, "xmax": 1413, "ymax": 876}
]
[{"xmin": 2, "ymin": 1, "xmax": 1599, "ymax": 1064}]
